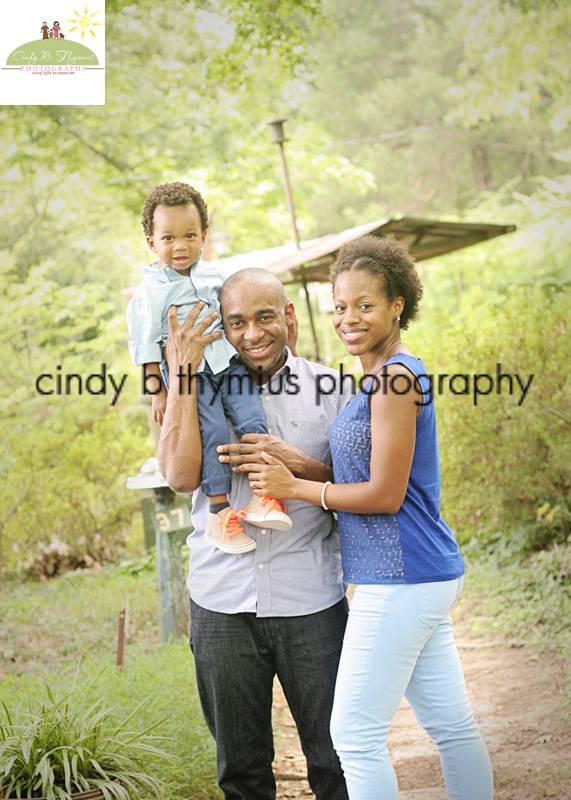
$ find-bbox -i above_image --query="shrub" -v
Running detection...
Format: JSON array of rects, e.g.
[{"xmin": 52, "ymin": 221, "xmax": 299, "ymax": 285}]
[{"xmin": 415, "ymin": 283, "xmax": 571, "ymax": 546}]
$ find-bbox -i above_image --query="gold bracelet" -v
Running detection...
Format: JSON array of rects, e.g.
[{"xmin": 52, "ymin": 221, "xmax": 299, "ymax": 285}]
[{"xmin": 321, "ymin": 480, "xmax": 332, "ymax": 511}]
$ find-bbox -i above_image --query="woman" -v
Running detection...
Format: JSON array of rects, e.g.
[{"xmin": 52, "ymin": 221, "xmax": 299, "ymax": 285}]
[{"xmin": 244, "ymin": 235, "xmax": 493, "ymax": 799}]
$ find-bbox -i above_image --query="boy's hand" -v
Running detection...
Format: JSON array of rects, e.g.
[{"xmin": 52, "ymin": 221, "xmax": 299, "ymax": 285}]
[
  {"xmin": 152, "ymin": 390, "xmax": 167, "ymax": 426},
  {"xmin": 164, "ymin": 301, "xmax": 222, "ymax": 378}
]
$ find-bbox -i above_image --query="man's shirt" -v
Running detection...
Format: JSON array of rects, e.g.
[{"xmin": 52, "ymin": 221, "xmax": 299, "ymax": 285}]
[{"xmin": 186, "ymin": 348, "xmax": 354, "ymax": 617}]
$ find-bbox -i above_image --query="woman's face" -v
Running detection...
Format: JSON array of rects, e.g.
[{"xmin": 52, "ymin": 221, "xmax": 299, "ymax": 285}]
[{"xmin": 333, "ymin": 267, "xmax": 403, "ymax": 358}]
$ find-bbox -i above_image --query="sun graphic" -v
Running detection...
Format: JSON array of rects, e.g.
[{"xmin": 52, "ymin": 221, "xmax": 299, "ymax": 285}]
[{"xmin": 66, "ymin": 3, "xmax": 104, "ymax": 39}]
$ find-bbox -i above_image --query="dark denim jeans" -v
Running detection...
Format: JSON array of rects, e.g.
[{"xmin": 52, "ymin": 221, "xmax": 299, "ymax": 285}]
[{"xmin": 190, "ymin": 597, "xmax": 349, "ymax": 800}]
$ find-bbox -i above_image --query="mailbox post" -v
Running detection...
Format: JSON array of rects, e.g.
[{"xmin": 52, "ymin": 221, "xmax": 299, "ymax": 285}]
[{"xmin": 127, "ymin": 459, "xmax": 191, "ymax": 643}]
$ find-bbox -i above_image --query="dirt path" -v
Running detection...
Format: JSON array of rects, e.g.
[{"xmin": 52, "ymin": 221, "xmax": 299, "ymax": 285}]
[{"xmin": 271, "ymin": 627, "xmax": 571, "ymax": 799}]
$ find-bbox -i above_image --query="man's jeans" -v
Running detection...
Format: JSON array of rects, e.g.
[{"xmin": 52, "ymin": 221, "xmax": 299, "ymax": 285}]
[{"xmin": 190, "ymin": 597, "xmax": 349, "ymax": 800}]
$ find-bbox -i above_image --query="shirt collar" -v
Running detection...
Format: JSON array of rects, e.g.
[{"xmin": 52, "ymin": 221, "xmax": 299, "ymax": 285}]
[
  {"xmin": 258, "ymin": 346, "xmax": 294, "ymax": 393},
  {"xmin": 141, "ymin": 255, "xmax": 202, "ymax": 283},
  {"xmin": 281, "ymin": 346, "xmax": 296, "ymax": 374}
]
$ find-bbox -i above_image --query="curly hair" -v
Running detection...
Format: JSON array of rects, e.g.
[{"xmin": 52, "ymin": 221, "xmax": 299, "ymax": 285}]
[
  {"xmin": 141, "ymin": 182, "xmax": 209, "ymax": 237},
  {"xmin": 329, "ymin": 235, "xmax": 423, "ymax": 330}
]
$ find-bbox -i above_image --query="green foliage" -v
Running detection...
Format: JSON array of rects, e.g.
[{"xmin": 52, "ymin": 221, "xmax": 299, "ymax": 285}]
[
  {"xmin": 87, "ymin": 645, "xmax": 220, "ymax": 798},
  {"xmin": 0, "ymin": 267, "xmax": 150, "ymax": 575},
  {"xmin": 461, "ymin": 538, "xmax": 571, "ymax": 698},
  {"xmin": 105, "ymin": 0, "xmax": 324, "ymax": 78},
  {"xmin": 448, "ymin": 0, "xmax": 570, "ymax": 130},
  {"xmin": 404, "ymin": 235, "xmax": 571, "ymax": 545},
  {"xmin": 0, "ymin": 669, "xmax": 174, "ymax": 799},
  {"xmin": 301, "ymin": 0, "xmax": 570, "ymax": 225},
  {"xmin": 202, "ymin": 0, "xmax": 324, "ymax": 84},
  {"xmin": 3, "ymin": 0, "xmax": 568, "ymax": 269}
]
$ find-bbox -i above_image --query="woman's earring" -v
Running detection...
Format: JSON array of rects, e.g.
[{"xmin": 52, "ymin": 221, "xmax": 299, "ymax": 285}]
[{"xmin": 395, "ymin": 314, "xmax": 401, "ymax": 322}]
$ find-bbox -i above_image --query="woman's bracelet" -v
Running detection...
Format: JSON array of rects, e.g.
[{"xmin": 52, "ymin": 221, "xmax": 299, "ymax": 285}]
[{"xmin": 321, "ymin": 480, "xmax": 332, "ymax": 511}]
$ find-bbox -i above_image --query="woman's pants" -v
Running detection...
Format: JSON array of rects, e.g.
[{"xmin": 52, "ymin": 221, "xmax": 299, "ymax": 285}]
[{"xmin": 330, "ymin": 578, "xmax": 493, "ymax": 800}]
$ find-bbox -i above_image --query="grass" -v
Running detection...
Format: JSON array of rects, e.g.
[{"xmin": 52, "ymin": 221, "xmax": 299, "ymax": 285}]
[
  {"xmin": 0, "ymin": 564, "xmax": 159, "ymax": 675},
  {"xmin": 0, "ymin": 560, "xmax": 221, "ymax": 799}
]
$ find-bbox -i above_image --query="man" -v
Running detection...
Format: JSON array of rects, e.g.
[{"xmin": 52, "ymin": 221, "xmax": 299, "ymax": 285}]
[{"xmin": 158, "ymin": 268, "xmax": 351, "ymax": 800}]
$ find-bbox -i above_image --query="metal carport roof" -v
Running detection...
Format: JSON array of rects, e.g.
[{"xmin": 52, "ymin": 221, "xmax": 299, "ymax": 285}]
[{"xmin": 258, "ymin": 217, "xmax": 516, "ymax": 284}]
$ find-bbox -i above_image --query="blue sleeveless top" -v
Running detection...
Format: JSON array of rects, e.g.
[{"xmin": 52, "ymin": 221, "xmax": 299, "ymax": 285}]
[{"xmin": 329, "ymin": 353, "xmax": 464, "ymax": 584}]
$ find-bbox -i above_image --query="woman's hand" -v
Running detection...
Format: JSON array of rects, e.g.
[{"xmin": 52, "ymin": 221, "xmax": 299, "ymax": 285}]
[{"xmin": 245, "ymin": 452, "xmax": 300, "ymax": 500}]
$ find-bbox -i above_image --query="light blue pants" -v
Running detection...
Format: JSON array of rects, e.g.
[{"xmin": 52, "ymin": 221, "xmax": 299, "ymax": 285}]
[{"xmin": 330, "ymin": 578, "xmax": 493, "ymax": 800}]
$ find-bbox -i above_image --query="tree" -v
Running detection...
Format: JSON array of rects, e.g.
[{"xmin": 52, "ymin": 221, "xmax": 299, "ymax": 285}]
[{"xmin": 298, "ymin": 0, "xmax": 569, "ymax": 223}]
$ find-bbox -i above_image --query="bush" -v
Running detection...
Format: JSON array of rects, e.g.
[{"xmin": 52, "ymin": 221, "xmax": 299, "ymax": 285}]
[
  {"xmin": 0, "ymin": 567, "xmax": 220, "ymax": 799},
  {"xmin": 0, "ymin": 267, "xmax": 150, "ymax": 575},
  {"xmin": 414, "ymin": 283, "xmax": 571, "ymax": 546}
]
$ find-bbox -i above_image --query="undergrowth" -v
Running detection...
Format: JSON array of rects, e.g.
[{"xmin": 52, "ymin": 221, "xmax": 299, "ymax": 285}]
[
  {"xmin": 0, "ymin": 539, "xmax": 569, "ymax": 798},
  {"xmin": 459, "ymin": 533, "xmax": 571, "ymax": 708},
  {"xmin": 0, "ymin": 561, "xmax": 220, "ymax": 799}
]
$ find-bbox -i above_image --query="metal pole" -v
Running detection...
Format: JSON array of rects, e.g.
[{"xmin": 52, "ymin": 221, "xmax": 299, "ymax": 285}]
[
  {"xmin": 268, "ymin": 120, "xmax": 321, "ymax": 362},
  {"xmin": 275, "ymin": 139, "xmax": 301, "ymax": 250}
]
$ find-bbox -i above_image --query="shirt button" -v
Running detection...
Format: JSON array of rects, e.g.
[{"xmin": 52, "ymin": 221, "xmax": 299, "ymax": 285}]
[
  {"xmin": 261, "ymin": 529, "xmax": 267, "ymax": 535},
  {"xmin": 164, "ymin": 266, "xmax": 171, "ymax": 271},
  {"xmin": 265, "ymin": 396, "xmax": 271, "ymax": 402},
  {"xmin": 258, "ymin": 564, "xmax": 264, "ymax": 570}
]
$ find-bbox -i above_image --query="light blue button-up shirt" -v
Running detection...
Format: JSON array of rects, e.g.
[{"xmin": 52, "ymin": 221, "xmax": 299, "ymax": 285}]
[
  {"xmin": 126, "ymin": 259, "xmax": 237, "ymax": 375},
  {"xmin": 186, "ymin": 348, "xmax": 354, "ymax": 617}
]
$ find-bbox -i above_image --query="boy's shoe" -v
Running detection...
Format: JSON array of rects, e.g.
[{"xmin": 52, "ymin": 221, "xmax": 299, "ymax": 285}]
[
  {"xmin": 241, "ymin": 496, "xmax": 292, "ymax": 530},
  {"xmin": 204, "ymin": 508, "xmax": 256, "ymax": 554}
]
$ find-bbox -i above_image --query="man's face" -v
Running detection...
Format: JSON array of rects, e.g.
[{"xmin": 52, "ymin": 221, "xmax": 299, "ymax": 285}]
[{"xmin": 222, "ymin": 282, "xmax": 293, "ymax": 382}]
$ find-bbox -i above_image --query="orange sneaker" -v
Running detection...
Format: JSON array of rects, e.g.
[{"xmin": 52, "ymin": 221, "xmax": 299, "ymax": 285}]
[
  {"xmin": 204, "ymin": 508, "xmax": 256, "ymax": 554},
  {"xmin": 240, "ymin": 495, "xmax": 292, "ymax": 531}
]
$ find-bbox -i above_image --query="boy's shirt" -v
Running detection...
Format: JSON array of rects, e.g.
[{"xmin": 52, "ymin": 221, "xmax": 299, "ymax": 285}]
[{"xmin": 126, "ymin": 259, "xmax": 237, "ymax": 375}]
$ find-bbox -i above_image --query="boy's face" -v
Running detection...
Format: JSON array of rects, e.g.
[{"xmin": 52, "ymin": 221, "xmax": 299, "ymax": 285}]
[{"xmin": 146, "ymin": 203, "xmax": 206, "ymax": 274}]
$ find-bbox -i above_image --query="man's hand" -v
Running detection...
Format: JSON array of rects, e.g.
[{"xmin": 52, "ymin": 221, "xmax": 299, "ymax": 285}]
[
  {"xmin": 165, "ymin": 301, "xmax": 222, "ymax": 380},
  {"xmin": 157, "ymin": 301, "xmax": 220, "ymax": 492},
  {"xmin": 217, "ymin": 433, "xmax": 326, "ymax": 480}
]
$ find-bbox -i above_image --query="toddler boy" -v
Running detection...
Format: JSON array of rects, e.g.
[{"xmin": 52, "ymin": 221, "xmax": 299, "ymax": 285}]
[{"xmin": 126, "ymin": 182, "xmax": 291, "ymax": 553}]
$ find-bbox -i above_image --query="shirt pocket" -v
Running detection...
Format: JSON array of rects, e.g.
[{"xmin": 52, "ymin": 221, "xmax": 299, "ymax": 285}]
[{"xmin": 285, "ymin": 420, "xmax": 332, "ymax": 465}]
